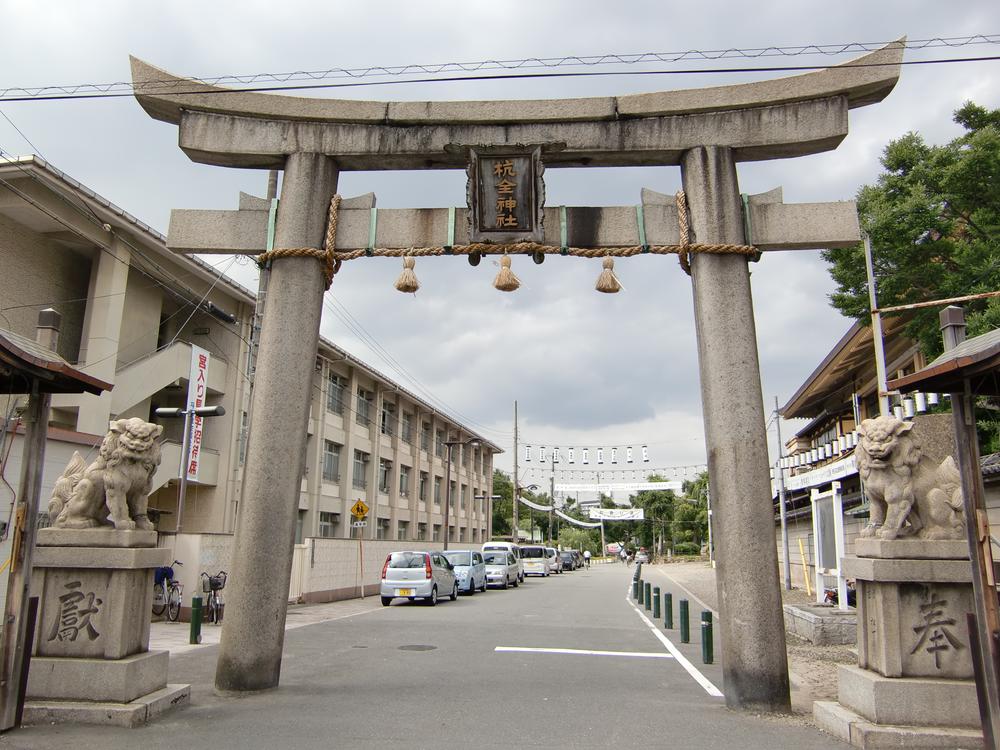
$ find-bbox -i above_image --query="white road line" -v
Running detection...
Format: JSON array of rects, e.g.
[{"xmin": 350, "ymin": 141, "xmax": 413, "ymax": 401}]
[
  {"xmin": 495, "ymin": 646, "xmax": 674, "ymax": 659},
  {"xmin": 625, "ymin": 588, "xmax": 723, "ymax": 698}
]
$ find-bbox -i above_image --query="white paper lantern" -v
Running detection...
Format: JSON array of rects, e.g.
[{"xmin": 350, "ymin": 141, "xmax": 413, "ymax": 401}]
[{"xmin": 915, "ymin": 392, "xmax": 928, "ymax": 412}]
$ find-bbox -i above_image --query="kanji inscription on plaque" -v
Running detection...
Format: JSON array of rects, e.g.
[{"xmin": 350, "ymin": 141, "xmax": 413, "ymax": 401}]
[{"xmin": 467, "ymin": 146, "xmax": 544, "ymax": 243}]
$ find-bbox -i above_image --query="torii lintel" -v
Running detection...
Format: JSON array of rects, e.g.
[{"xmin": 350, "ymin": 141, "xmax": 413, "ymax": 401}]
[{"xmin": 130, "ymin": 40, "xmax": 903, "ymax": 171}]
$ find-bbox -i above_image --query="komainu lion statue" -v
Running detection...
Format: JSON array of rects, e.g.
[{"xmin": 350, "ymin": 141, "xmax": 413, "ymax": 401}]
[
  {"xmin": 48, "ymin": 418, "xmax": 163, "ymax": 531},
  {"xmin": 855, "ymin": 415, "xmax": 965, "ymax": 540}
]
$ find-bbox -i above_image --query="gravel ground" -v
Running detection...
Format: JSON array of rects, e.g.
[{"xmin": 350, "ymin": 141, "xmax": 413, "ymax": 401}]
[{"xmin": 652, "ymin": 559, "xmax": 857, "ymax": 720}]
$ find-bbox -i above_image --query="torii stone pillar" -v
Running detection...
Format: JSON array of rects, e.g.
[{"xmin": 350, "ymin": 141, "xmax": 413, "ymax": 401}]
[
  {"xmin": 216, "ymin": 153, "xmax": 338, "ymax": 692},
  {"xmin": 131, "ymin": 40, "xmax": 903, "ymax": 703},
  {"xmin": 682, "ymin": 146, "xmax": 789, "ymax": 709}
]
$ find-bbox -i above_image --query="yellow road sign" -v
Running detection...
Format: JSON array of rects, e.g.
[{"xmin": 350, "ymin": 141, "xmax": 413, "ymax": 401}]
[{"xmin": 350, "ymin": 499, "xmax": 369, "ymax": 520}]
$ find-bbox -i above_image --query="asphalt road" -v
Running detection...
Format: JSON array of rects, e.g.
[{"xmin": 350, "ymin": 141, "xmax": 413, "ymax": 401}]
[{"xmin": 4, "ymin": 563, "xmax": 848, "ymax": 749}]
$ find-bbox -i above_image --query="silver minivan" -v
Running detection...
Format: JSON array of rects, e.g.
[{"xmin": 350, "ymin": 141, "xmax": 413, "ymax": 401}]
[
  {"xmin": 380, "ymin": 551, "xmax": 458, "ymax": 606},
  {"xmin": 482, "ymin": 541, "xmax": 524, "ymax": 583}
]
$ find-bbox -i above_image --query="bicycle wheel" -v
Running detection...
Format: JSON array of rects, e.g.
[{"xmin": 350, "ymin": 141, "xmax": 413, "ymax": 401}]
[
  {"xmin": 166, "ymin": 585, "xmax": 182, "ymax": 622},
  {"xmin": 206, "ymin": 595, "xmax": 216, "ymax": 624},
  {"xmin": 152, "ymin": 582, "xmax": 166, "ymax": 616}
]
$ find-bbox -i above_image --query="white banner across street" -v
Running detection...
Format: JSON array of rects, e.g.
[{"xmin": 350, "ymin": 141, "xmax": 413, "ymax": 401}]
[{"xmin": 588, "ymin": 507, "xmax": 645, "ymax": 521}]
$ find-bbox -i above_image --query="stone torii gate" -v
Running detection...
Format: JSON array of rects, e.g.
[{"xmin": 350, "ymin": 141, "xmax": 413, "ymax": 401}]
[{"xmin": 131, "ymin": 41, "xmax": 902, "ymax": 710}]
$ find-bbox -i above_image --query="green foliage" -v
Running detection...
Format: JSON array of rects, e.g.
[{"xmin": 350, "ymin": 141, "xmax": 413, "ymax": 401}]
[
  {"xmin": 558, "ymin": 527, "xmax": 599, "ymax": 554},
  {"xmin": 672, "ymin": 542, "xmax": 701, "ymax": 556},
  {"xmin": 822, "ymin": 102, "xmax": 1000, "ymax": 359},
  {"xmin": 491, "ymin": 469, "xmax": 512, "ymax": 537}
]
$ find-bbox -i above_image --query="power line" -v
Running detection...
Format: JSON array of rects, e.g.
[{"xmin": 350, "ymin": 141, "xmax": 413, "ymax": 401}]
[{"xmin": 2, "ymin": 50, "xmax": 999, "ymax": 104}]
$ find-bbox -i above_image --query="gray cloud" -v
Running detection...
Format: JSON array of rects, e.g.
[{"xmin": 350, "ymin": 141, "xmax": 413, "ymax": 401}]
[{"xmin": 2, "ymin": 1, "xmax": 998, "ymax": 477}]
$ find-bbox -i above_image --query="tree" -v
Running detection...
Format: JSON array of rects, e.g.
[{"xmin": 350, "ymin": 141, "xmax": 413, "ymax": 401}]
[
  {"xmin": 558, "ymin": 527, "xmax": 599, "ymax": 554},
  {"xmin": 632, "ymin": 474, "xmax": 677, "ymax": 555},
  {"xmin": 673, "ymin": 472, "xmax": 709, "ymax": 552},
  {"xmin": 823, "ymin": 102, "xmax": 1000, "ymax": 358},
  {"xmin": 491, "ymin": 469, "xmax": 512, "ymax": 538}
]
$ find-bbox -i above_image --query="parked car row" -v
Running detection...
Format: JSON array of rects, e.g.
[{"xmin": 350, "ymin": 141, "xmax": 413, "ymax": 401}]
[{"xmin": 379, "ymin": 542, "xmax": 588, "ymax": 606}]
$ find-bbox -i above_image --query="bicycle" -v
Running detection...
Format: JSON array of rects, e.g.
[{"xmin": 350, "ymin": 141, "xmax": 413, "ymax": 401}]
[
  {"xmin": 201, "ymin": 570, "xmax": 227, "ymax": 625},
  {"xmin": 152, "ymin": 560, "xmax": 184, "ymax": 622}
]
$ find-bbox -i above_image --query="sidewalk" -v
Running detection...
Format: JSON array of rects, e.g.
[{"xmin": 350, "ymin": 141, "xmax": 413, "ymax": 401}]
[
  {"xmin": 150, "ymin": 595, "xmax": 385, "ymax": 654},
  {"xmin": 642, "ymin": 560, "xmax": 856, "ymax": 715}
]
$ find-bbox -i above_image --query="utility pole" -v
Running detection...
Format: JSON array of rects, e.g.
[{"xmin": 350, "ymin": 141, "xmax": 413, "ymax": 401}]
[
  {"xmin": 512, "ymin": 400, "xmax": 519, "ymax": 542},
  {"xmin": 774, "ymin": 396, "xmax": 792, "ymax": 590},
  {"xmin": 548, "ymin": 452, "xmax": 555, "ymax": 545}
]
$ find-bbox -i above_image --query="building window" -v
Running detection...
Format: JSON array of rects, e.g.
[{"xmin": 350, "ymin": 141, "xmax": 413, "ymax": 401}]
[
  {"xmin": 319, "ymin": 512, "xmax": 337, "ymax": 538},
  {"xmin": 433, "ymin": 524, "xmax": 441, "ymax": 542},
  {"xmin": 399, "ymin": 465, "xmax": 411, "ymax": 497},
  {"xmin": 459, "ymin": 528, "xmax": 466, "ymax": 542},
  {"xmin": 377, "ymin": 518, "xmax": 389, "ymax": 540},
  {"xmin": 381, "ymin": 403, "xmax": 395, "ymax": 436},
  {"xmin": 356, "ymin": 388, "xmax": 373, "ymax": 426},
  {"xmin": 401, "ymin": 412, "xmax": 413, "ymax": 443},
  {"xmin": 322, "ymin": 440, "xmax": 341, "ymax": 482},
  {"xmin": 461, "ymin": 484, "xmax": 467, "ymax": 510},
  {"xmin": 378, "ymin": 459, "xmax": 392, "ymax": 494},
  {"xmin": 353, "ymin": 450, "xmax": 369, "ymax": 489},
  {"xmin": 327, "ymin": 374, "xmax": 346, "ymax": 414},
  {"xmin": 449, "ymin": 481, "xmax": 456, "ymax": 508},
  {"xmin": 417, "ymin": 522, "xmax": 427, "ymax": 541},
  {"xmin": 474, "ymin": 448, "xmax": 481, "ymax": 473},
  {"xmin": 419, "ymin": 471, "xmax": 428, "ymax": 502},
  {"xmin": 435, "ymin": 429, "xmax": 444, "ymax": 458},
  {"xmin": 421, "ymin": 422, "xmax": 431, "ymax": 451},
  {"xmin": 434, "ymin": 476, "xmax": 441, "ymax": 506},
  {"xmin": 397, "ymin": 520, "xmax": 409, "ymax": 541}
]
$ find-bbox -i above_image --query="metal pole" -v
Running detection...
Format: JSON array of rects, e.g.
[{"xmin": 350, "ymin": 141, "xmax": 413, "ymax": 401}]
[
  {"xmin": 863, "ymin": 232, "xmax": 892, "ymax": 417},
  {"xmin": 600, "ymin": 520, "xmax": 606, "ymax": 558},
  {"xmin": 774, "ymin": 396, "xmax": 791, "ymax": 590},
  {"xmin": 176, "ymin": 407, "xmax": 193, "ymax": 533},
  {"xmin": 548, "ymin": 453, "xmax": 554, "ymax": 545},
  {"xmin": 444, "ymin": 442, "xmax": 453, "ymax": 550},
  {"xmin": 512, "ymin": 401, "xmax": 519, "ymax": 540}
]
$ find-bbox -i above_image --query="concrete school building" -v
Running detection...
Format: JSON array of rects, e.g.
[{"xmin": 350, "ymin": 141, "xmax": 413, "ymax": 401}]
[{"xmin": 0, "ymin": 156, "xmax": 498, "ymax": 592}]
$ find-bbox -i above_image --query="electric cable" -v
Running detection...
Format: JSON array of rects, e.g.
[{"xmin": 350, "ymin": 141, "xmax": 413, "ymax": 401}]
[{"xmin": 1, "ymin": 35, "xmax": 997, "ymax": 101}]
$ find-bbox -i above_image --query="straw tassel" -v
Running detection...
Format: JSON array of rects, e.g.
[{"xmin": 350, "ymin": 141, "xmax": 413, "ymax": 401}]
[
  {"xmin": 595, "ymin": 257, "xmax": 621, "ymax": 293},
  {"xmin": 493, "ymin": 254, "xmax": 520, "ymax": 292},
  {"xmin": 394, "ymin": 256, "xmax": 419, "ymax": 293}
]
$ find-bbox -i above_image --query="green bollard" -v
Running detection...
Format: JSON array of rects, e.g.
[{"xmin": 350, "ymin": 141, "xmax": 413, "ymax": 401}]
[
  {"xmin": 701, "ymin": 610, "xmax": 714, "ymax": 664},
  {"xmin": 637, "ymin": 579, "xmax": 644, "ymax": 605},
  {"xmin": 644, "ymin": 582, "xmax": 652, "ymax": 611},
  {"xmin": 632, "ymin": 579, "xmax": 639, "ymax": 600},
  {"xmin": 679, "ymin": 599, "xmax": 690, "ymax": 643},
  {"xmin": 190, "ymin": 595, "xmax": 203, "ymax": 645},
  {"xmin": 653, "ymin": 587, "xmax": 661, "ymax": 619},
  {"xmin": 664, "ymin": 592, "xmax": 673, "ymax": 629}
]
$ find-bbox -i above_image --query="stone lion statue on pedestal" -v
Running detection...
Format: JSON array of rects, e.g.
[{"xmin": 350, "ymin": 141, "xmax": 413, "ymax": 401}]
[
  {"xmin": 48, "ymin": 417, "xmax": 163, "ymax": 531},
  {"xmin": 855, "ymin": 415, "xmax": 965, "ymax": 540}
]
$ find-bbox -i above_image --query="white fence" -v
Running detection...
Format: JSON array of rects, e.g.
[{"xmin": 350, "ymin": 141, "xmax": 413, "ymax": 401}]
[{"xmin": 157, "ymin": 533, "xmax": 446, "ymax": 608}]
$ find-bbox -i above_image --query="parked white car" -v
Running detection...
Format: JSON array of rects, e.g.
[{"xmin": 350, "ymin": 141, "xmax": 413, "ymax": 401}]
[
  {"xmin": 443, "ymin": 549, "xmax": 487, "ymax": 594},
  {"xmin": 380, "ymin": 551, "xmax": 458, "ymax": 606},
  {"xmin": 482, "ymin": 541, "xmax": 524, "ymax": 582},
  {"xmin": 520, "ymin": 544, "xmax": 551, "ymax": 577},
  {"xmin": 545, "ymin": 547, "xmax": 562, "ymax": 573},
  {"xmin": 483, "ymin": 550, "xmax": 519, "ymax": 589}
]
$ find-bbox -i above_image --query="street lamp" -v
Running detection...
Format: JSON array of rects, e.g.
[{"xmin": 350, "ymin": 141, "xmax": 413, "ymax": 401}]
[
  {"xmin": 443, "ymin": 435, "xmax": 480, "ymax": 550},
  {"xmin": 523, "ymin": 484, "xmax": 539, "ymax": 543},
  {"xmin": 475, "ymin": 493, "xmax": 502, "ymax": 541}
]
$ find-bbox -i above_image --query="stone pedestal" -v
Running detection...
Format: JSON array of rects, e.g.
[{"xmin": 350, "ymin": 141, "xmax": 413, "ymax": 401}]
[
  {"xmin": 814, "ymin": 540, "xmax": 985, "ymax": 748},
  {"xmin": 22, "ymin": 529, "xmax": 189, "ymax": 727}
]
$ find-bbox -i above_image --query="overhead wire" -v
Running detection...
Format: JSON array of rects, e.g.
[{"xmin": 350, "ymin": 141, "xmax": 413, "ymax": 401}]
[{"xmin": 1, "ymin": 35, "xmax": 998, "ymax": 101}]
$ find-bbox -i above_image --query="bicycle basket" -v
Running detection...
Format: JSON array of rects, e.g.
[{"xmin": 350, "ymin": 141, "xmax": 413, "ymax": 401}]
[
  {"xmin": 154, "ymin": 566, "xmax": 174, "ymax": 586},
  {"xmin": 203, "ymin": 572, "xmax": 227, "ymax": 592}
]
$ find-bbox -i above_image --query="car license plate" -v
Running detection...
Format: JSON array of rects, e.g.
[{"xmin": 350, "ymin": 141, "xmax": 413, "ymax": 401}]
[{"xmin": 396, "ymin": 588, "xmax": 414, "ymax": 597}]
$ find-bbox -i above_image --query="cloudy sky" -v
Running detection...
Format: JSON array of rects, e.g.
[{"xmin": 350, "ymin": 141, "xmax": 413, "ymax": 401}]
[{"xmin": 2, "ymin": 2, "xmax": 998, "ymax": 487}]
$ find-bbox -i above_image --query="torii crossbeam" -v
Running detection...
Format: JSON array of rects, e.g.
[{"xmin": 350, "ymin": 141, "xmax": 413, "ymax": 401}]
[{"xmin": 132, "ymin": 40, "xmax": 903, "ymax": 710}]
